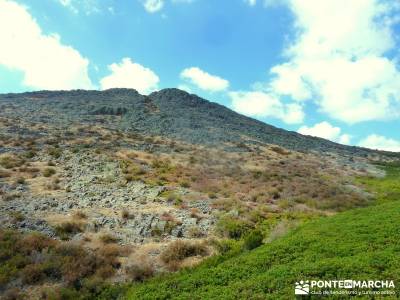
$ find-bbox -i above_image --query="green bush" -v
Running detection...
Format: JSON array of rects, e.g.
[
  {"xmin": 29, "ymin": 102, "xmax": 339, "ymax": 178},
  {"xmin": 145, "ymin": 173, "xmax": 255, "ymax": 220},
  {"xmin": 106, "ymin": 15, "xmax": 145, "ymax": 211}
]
[
  {"xmin": 55, "ymin": 222, "xmax": 83, "ymax": 240},
  {"xmin": 42, "ymin": 167, "xmax": 56, "ymax": 177},
  {"xmin": 0, "ymin": 154, "xmax": 24, "ymax": 169},
  {"xmin": 216, "ymin": 216, "xmax": 251, "ymax": 239},
  {"xmin": 212, "ymin": 239, "xmax": 241, "ymax": 255},
  {"xmin": 243, "ymin": 230, "xmax": 264, "ymax": 250},
  {"xmin": 23, "ymin": 150, "xmax": 36, "ymax": 159},
  {"xmin": 125, "ymin": 165, "xmax": 400, "ymax": 299},
  {"xmin": 48, "ymin": 147, "xmax": 62, "ymax": 159}
]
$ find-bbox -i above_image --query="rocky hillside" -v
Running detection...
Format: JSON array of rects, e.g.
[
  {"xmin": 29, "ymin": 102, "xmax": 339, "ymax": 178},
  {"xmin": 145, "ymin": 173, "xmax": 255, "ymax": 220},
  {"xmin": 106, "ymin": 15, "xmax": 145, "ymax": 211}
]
[
  {"xmin": 1, "ymin": 88, "xmax": 398, "ymax": 158},
  {"xmin": 0, "ymin": 88, "xmax": 398, "ymax": 299}
]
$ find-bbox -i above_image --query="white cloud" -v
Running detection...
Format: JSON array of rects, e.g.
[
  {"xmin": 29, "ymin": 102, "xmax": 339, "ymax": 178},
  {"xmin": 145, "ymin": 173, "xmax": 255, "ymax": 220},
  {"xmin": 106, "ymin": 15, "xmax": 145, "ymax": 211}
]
[
  {"xmin": 172, "ymin": 0, "xmax": 194, "ymax": 3},
  {"xmin": 177, "ymin": 84, "xmax": 193, "ymax": 93},
  {"xmin": 263, "ymin": 0, "xmax": 400, "ymax": 124},
  {"xmin": 142, "ymin": 0, "xmax": 194, "ymax": 13},
  {"xmin": 0, "ymin": 0, "xmax": 93, "ymax": 90},
  {"xmin": 298, "ymin": 121, "xmax": 351, "ymax": 144},
  {"xmin": 359, "ymin": 134, "xmax": 400, "ymax": 152},
  {"xmin": 283, "ymin": 103, "xmax": 304, "ymax": 124},
  {"xmin": 56, "ymin": 0, "xmax": 101, "ymax": 15},
  {"xmin": 229, "ymin": 91, "xmax": 304, "ymax": 124},
  {"xmin": 143, "ymin": 0, "xmax": 164, "ymax": 13},
  {"xmin": 100, "ymin": 58, "xmax": 159, "ymax": 94},
  {"xmin": 338, "ymin": 134, "xmax": 351, "ymax": 145},
  {"xmin": 245, "ymin": 0, "xmax": 257, "ymax": 6},
  {"xmin": 59, "ymin": 0, "xmax": 71, "ymax": 5},
  {"xmin": 58, "ymin": 0, "xmax": 77, "ymax": 13},
  {"xmin": 181, "ymin": 67, "xmax": 229, "ymax": 92}
]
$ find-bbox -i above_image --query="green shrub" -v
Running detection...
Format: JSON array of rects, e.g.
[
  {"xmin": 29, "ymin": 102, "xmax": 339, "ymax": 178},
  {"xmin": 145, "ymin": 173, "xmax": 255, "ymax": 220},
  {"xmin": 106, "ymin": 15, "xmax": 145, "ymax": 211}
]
[
  {"xmin": 0, "ymin": 155, "xmax": 24, "ymax": 169},
  {"xmin": 48, "ymin": 147, "xmax": 62, "ymax": 159},
  {"xmin": 216, "ymin": 216, "xmax": 251, "ymax": 239},
  {"xmin": 23, "ymin": 150, "xmax": 36, "ymax": 159},
  {"xmin": 243, "ymin": 230, "xmax": 264, "ymax": 250},
  {"xmin": 42, "ymin": 167, "xmax": 56, "ymax": 177},
  {"xmin": 127, "ymin": 200, "xmax": 400, "ymax": 299},
  {"xmin": 213, "ymin": 239, "xmax": 241, "ymax": 255},
  {"xmin": 55, "ymin": 222, "xmax": 83, "ymax": 240},
  {"xmin": 180, "ymin": 181, "xmax": 190, "ymax": 188}
]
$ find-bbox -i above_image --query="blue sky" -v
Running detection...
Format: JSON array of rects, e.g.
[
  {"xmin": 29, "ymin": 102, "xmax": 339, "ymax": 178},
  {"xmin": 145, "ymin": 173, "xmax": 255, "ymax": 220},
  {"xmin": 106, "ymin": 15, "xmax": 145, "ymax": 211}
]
[{"xmin": 1, "ymin": 0, "xmax": 400, "ymax": 151}]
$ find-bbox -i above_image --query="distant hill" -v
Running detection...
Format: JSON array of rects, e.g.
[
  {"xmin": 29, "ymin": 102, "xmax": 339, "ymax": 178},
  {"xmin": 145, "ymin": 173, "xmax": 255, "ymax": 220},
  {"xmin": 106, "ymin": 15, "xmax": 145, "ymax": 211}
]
[{"xmin": 1, "ymin": 88, "xmax": 398, "ymax": 158}]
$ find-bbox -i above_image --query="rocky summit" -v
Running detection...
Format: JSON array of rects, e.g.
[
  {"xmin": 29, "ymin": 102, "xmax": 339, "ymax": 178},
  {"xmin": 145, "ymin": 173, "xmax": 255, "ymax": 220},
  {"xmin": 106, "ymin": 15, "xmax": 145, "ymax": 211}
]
[{"xmin": 1, "ymin": 88, "xmax": 398, "ymax": 157}]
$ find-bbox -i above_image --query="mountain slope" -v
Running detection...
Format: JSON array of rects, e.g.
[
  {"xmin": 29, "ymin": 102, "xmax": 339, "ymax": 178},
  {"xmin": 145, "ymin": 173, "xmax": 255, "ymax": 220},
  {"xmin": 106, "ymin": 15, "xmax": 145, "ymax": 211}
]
[
  {"xmin": 126, "ymin": 201, "xmax": 400, "ymax": 299},
  {"xmin": 1, "ymin": 88, "xmax": 397, "ymax": 158},
  {"xmin": 125, "ymin": 164, "xmax": 400, "ymax": 299},
  {"xmin": 1, "ymin": 89, "xmax": 399, "ymax": 298}
]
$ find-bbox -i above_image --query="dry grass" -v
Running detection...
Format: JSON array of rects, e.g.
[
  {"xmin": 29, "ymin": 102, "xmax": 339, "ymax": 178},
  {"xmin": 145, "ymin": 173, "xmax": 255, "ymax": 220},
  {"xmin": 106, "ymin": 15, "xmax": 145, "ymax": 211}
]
[
  {"xmin": 266, "ymin": 220, "xmax": 297, "ymax": 243},
  {"xmin": 42, "ymin": 167, "xmax": 56, "ymax": 177},
  {"xmin": 126, "ymin": 262, "xmax": 155, "ymax": 282},
  {"xmin": 54, "ymin": 222, "xmax": 84, "ymax": 240},
  {"xmin": 160, "ymin": 240, "xmax": 208, "ymax": 265},
  {"xmin": 99, "ymin": 233, "xmax": 119, "ymax": 244},
  {"xmin": 0, "ymin": 154, "xmax": 25, "ymax": 169},
  {"xmin": 0, "ymin": 169, "xmax": 11, "ymax": 178},
  {"xmin": 73, "ymin": 211, "xmax": 87, "ymax": 220}
]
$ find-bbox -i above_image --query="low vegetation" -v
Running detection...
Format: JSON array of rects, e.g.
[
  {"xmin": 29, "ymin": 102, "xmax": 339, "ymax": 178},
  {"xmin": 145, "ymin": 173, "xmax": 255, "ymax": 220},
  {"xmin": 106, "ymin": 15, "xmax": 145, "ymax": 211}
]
[
  {"xmin": 125, "ymin": 164, "xmax": 400, "ymax": 299},
  {"xmin": 1, "ymin": 92, "xmax": 399, "ymax": 299},
  {"xmin": 42, "ymin": 167, "xmax": 56, "ymax": 177},
  {"xmin": 160, "ymin": 240, "xmax": 208, "ymax": 265},
  {"xmin": 0, "ymin": 230, "xmax": 123, "ymax": 299},
  {"xmin": 55, "ymin": 222, "xmax": 84, "ymax": 240}
]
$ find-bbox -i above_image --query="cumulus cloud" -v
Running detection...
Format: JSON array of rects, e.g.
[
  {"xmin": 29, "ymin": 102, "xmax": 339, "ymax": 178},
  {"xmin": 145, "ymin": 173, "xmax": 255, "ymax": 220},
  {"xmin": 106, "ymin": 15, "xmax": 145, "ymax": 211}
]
[
  {"xmin": 264, "ymin": 0, "xmax": 400, "ymax": 124},
  {"xmin": 298, "ymin": 121, "xmax": 351, "ymax": 144},
  {"xmin": 58, "ymin": 0, "xmax": 78, "ymax": 13},
  {"xmin": 359, "ymin": 134, "xmax": 400, "ymax": 152},
  {"xmin": 244, "ymin": 0, "xmax": 257, "ymax": 6},
  {"xmin": 229, "ymin": 91, "xmax": 304, "ymax": 124},
  {"xmin": 100, "ymin": 58, "xmax": 159, "ymax": 94},
  {"xmin": 57, "ymin": 0, "xmax": 102, "ymax": 15},
  {"xmin": 142, "ymin": 0, "xmax": 194, "ymax": 13},
  {"xmin": 172, "ymin": 0, "xmax": 194, "ymax": 3},
  {"xmin": 0, "ymin": 0, "xmax": 93, "ymax": 90},
  {"xmin": 143, "ymin": 0, "xmax": 164, "ymax": 13},
  {"xmin": 177, "ymin": 84, "xmax": 193, "ymax": 93},
  {"xmin": 180, "ymin": 67, "xmax": 229, "ymax": 92}
]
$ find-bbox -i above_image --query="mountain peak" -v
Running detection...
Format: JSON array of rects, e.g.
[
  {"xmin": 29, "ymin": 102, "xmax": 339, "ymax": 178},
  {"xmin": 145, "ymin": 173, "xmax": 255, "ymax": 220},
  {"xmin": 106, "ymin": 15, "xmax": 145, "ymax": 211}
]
[{"xmin": 0, "ymin": 88, "xmax": 399, "ymax": 158}]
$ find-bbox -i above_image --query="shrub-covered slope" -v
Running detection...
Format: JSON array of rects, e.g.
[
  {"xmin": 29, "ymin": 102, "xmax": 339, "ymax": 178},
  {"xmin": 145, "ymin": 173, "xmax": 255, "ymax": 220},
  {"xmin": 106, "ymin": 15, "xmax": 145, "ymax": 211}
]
[{"xmin": 126, "ymin": 165, "xmax": 400, "ymax": 299}]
